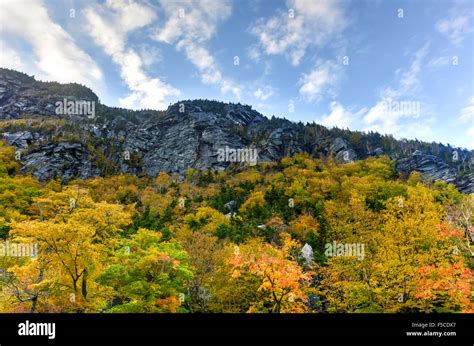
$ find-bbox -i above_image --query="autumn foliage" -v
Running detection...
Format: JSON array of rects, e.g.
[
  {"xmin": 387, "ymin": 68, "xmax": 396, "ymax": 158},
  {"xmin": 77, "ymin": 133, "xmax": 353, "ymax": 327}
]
[{"xmin": 0, "ymin": 148, "xmax": 472, "ymax": 313}]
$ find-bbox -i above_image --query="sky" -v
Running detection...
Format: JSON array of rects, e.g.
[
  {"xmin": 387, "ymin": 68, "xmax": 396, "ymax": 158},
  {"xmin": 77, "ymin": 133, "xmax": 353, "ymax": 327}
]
[{"xmin": 0, "ymin": 0, "xmax": 473, "ymax": 149}]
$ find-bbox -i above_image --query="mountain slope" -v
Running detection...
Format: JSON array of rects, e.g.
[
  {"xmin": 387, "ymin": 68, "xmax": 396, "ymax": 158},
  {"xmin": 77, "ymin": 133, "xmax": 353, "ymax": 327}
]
[{"xmin": 0, "ymin": 68, "xmax": 472, "ymax": 193}]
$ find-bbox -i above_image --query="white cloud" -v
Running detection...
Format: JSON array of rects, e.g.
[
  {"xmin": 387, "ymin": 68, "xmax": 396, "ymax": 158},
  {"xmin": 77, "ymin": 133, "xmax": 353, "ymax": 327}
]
[
  {"xmin": 250, "ymin": 0, "xmax": 347, "ymax": 104},
  {"xmin": 0, "ymin": 40, "xmax": 24, "ymax": 70},
  {"xmin": 0, "ymin": 0, "xmax": 102, "ymax": 89},
  {"xmin": 249, "ymin": 0, "xmax": 346, "ymax": 66},
  {"xmin": 363, "ymin": 101, "xmax": 400, "ymax": 134},
  {"xmin": 427, "ymin": 56, "xmax": 450, "ymax": 68},
  {"xmin": 152, "ymin": 0, "xmax": 241, "ymax": 98},
  {"xmin": 466, "ymin": 126, "xmax": 474, "ymax": 146},
  {"xmin": 399, "ymin": 42, "xmax": 429, "ymax": 92},
  {"xmin": 362, "ymin": 98, "xmax": 424, "ymax": 136},
  {"xmin": 458, "ymin": 97, "xmax": 474, "ymax": 148},
  {"xmin": 299, "ymin": 60, "xmax": 341, "ymax": 102},
  {"xmin": 458, "ymin": 96, "xmax": 474, "ymax": 124},
  {"xmin": 253, "ymin": 86, "xmax": 274, "ymax": 101},
  {"xmin": 137, "ymin": 45, "xmax": 163, "ymax": 66},
  {"xmin": 84, "ymin": 0, "xmax": 179, "ymax": 109},
  {"xmin": 362, "ymin": 43, "xmax": 430, "ymax": 137},
  {"xmin": 318, "ymin": 102, "xmax": 366, "ymax": 129},
  {"xmin": 436, "ymin": 14, "xmax": 473, "ymax": 46},
  {"xmin": 247, "ymin": 44, "xmax": 261, "ymax": 62},
  {"xmin": 362, "ymin": 101, "xmax": 433, "ymax": 139}
]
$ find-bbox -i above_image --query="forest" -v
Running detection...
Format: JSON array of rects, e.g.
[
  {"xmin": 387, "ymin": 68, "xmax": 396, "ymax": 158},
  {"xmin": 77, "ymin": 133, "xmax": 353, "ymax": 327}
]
[{"xmin": 0, "ymin": 139, "xmax": 472, "ymax": 313}]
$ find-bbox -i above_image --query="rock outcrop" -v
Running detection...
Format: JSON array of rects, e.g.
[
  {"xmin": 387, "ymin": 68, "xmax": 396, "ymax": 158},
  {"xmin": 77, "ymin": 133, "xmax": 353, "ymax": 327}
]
[
  {"xmin": 20, "ymin": 142, "xmax": 99, "ymax": 182},
  {"xmin": 0, "ymin": 69, "xmax": 97, "ymax": 120},
  {"xmin": 1, "ymin": 68, "xmax": 472, "ymax": 193}
]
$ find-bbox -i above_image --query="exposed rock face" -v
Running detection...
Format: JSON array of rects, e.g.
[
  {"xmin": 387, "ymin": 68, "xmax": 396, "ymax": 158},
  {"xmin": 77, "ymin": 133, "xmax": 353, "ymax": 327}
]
[
  {"xmin": 456, "ymin": 173, "xmax": 474, "ymax": 193},
  {"xmin": 121, "ymin": 101, "xmax": 261, "ymax": 175},
  {"xmin": 1, "ymin": 68, "xmax": 473, "ymax": 193},
  {"xmin": 224, "ymin": 200, "xmax": 237, "ymax": 211},
  {"xmin": 397, "ymin": 152, "xmax": 458, "ymax": 183},
  {"xmin": 20, "ymin": 142, "xmax": 99, "ymax": 182},
  {"xmin": 371, "ymin": 147, "xmax": 384, "ymax": 156},
  {"xmin": 397, "ymin": 151, "xmax": 474, "ymax": 192},
  {"xmin": 328, "ymin": 137, "xmax": 357, "ymax": 163},
  {"xmin": 259, "ymin": 127, "xmax": 304, "ymax": 162},
  {"xmin": 0, "ymin": 69, "xmax": 97, "ymax": 120},
  {"xmin": 4, "ymin": 131, "xmax": 34, "ymax": 149}
]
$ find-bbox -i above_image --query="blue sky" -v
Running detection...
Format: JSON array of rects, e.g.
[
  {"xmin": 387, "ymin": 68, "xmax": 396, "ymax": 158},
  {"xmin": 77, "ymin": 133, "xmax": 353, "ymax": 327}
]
[{"xmin": 1, "ymin": 0, "xmax": 473, "ymax": 149}]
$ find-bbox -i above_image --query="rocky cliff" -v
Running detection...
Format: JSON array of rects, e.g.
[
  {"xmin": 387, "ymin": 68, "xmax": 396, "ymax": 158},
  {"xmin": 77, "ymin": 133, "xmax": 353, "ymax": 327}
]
[{"xmin": 1, "ymin": 68, "xmax": 473, "ymax": 193}]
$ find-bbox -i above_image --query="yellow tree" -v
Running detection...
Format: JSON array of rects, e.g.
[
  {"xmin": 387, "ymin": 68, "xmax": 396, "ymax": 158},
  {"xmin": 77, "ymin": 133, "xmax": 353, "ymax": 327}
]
[
  {"xmin": 155, "ymin": 172, "xmax": 173, "ymax": 193},
  {"xmin": 229, "ymin": 234, "xmax": 311, "ymax": 313},
  {"xmin": 0, "ymin": 140, "xmax": 20, "ymax": 176},
  {"xmin": 318, "ymin": 185, "xmax": 471, "ymax": 313},
  {"xmin": 7, "ymin": 219, "xmax": 112, "ymax": 312},
  {"xmin": 183, "ymin": 206, "xmax": 229, "ymax": 234},
  {"xmin": 178, "ymin": 231, "xmax": 226, "ymax": 312},
  {"xmin": 289, "ymin": 214, "xmax": 319, "ymax": 241},
  {"xmin": 4, "ymin": 188, "xmax": 133, "ymax": 312}
]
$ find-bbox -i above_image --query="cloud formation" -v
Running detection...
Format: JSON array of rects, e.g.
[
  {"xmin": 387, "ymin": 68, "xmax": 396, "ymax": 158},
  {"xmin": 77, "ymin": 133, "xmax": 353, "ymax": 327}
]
[
  {"xmin": 253, "ymin": 86, "xmax": 274, "ymax": 101},
  {"xmin": 318, "ymin": 102, "xmax": 366, "ymax": 129},
  {"xmin": 363, "ymin": 43, "xmax": 430, "ymax": 135},
  {"xmin": 436, "ymin": 13, "xmax": 473, "ymax": 46},
  {"xmin": 0, "ymin": 0, "xmax": 102, "ymax": 88},
  {"xmin": 299, "ymin": 60, "xmax": 341, "ymax": 102},
  {"xmin": 152, "ymin": 0, "xmax": 241, "ymax": 98},
  {"xmin": 84, "ymin": 0, "xmax": 180, "ymax": 109},
  {"xmin": 249, "ymin": 0, "xmax": 346, "ymax": 66},
  {"xmin": 458, "ymin": 96, "xmax": 474, "ymax": 148},
  {"xmin": 0, "ymin": 39, "xmax": 24, "ymax": 71}
]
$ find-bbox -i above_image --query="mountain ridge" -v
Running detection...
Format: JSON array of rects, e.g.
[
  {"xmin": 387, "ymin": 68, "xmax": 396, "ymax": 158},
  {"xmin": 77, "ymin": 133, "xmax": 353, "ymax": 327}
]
[{"xmin": 0, "ymin": 68, "xmax": 472, "ymax": 193}]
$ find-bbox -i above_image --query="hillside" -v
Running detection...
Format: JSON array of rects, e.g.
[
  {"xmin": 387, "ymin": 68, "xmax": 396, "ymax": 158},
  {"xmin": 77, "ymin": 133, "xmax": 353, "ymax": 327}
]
[
  {"xmin": 0, "ymin": 68, "xmax": 472, "ymax": 193},
  {"xmin": 0, "ymin": 68, "xmax": 473, "ymax": 314},
  {"xmin": 0, "ymin": 144, "xmax": 472, "ymax": 312}
]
